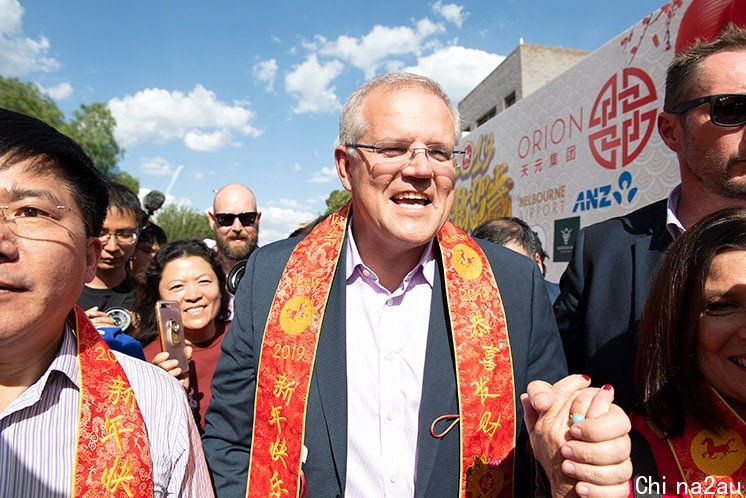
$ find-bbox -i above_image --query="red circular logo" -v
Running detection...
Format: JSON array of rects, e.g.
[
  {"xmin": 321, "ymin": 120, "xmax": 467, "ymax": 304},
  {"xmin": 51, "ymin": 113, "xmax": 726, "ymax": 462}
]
[
  {"xmin": 588, "ymin": 67, "xmax": 658, "ymax": 170},
  {"xmin": 461, "ymin": 142, "xmax": 473, "ymax": 171}
]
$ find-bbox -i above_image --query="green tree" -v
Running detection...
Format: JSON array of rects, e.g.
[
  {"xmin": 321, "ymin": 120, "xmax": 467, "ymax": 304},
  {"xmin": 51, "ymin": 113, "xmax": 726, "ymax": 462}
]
[
  {"xmin": 0, "ymin": 77, "xmax": 64, "ymax": 127},
  {"xmin": 325, "ymin": 189, "xmax": 351, "ymax": 214},
  {"xmin": 156, "ymin": 204, "xmax": 212, "ymax": 241},
  {"xmin": 0, "ymin": 76, "xmax": 136, "ymax": 190},
  {"xmin": 111, "ymin": 171, "xmax": 140, "ymax": 193},
  {"xmin": 64, "ymin": 103, "xmax": 124, "ymax": 176}
]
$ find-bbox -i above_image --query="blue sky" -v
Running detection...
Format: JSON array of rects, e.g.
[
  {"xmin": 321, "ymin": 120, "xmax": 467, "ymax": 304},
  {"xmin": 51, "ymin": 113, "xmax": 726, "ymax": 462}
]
[{"xmin": 2, "ymin": 0, "xmax": 664, "ymax": 242}]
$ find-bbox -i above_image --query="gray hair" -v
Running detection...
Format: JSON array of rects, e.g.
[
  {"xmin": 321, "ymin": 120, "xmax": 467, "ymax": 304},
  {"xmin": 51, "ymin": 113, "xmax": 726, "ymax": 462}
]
[{"xmin": 338, "ymin": 72, "xmax": 461, "ymax": 153}]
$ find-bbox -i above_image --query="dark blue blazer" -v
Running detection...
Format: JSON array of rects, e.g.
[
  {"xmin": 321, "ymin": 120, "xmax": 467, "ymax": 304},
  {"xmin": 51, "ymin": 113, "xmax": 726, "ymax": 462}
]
[
  {"xmin": 202, "ymin": 235, "xmax": 566, "ymax": 497},
  {"xmin": 553, "ymin": 199, "xmax": 672, "ymax": 410}
]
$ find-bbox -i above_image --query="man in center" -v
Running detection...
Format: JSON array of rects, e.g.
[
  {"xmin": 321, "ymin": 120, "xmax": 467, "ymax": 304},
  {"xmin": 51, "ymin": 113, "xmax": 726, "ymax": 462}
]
[{"xmin": 203, "ymin": 73, "xmax": 631, "ymax": 497}]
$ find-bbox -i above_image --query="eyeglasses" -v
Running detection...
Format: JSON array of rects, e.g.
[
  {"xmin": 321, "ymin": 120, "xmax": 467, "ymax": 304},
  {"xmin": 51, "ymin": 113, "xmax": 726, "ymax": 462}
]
[
  {"xmin": 99, "ymin": 231, "xmax": 138, "ymax": 245},
  {"xmin": 214, "ymin": 212, "xmax": 258, "ymax": 227},
  {"xmin": 669, "ymin": 94, "xmax": 746, "ymax": 127},
  {"xmin": 346, "ymin": 141, "xmax": 465, "ymax": 169},
  {"xmin": 0, "ymin": 202, "xmax": 77, "ymax": 240}
]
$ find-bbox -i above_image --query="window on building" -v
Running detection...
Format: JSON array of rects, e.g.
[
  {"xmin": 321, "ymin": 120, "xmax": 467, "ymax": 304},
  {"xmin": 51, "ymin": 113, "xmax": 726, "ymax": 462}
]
[
  {"xmin": 504, "ymin": 91, "xmax": 517, "ymax": 109},
  {"xmin": 476, "ymin": 106, "xmax": 497, "ymax": 127}
]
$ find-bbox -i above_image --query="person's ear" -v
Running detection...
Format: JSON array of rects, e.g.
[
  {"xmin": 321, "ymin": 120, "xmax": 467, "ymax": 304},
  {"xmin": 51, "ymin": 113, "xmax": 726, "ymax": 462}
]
[
  {"xmin": 84, "ymin": 237, "xmax": 102, "ymax": 282},
  {"xmin": 533, "ymin": 252, "xmax": 545, "ymax": 275},
  {"xmin": 207, "ymin": 210, "xmax": 218, "ymax": 231},
  {"xmin": 335, "ymin": 145, "xmax": 353, "ymax": 192},
  {"xmin": 658, "ymin": 112, "xmax": 684, "ymax": 154}
]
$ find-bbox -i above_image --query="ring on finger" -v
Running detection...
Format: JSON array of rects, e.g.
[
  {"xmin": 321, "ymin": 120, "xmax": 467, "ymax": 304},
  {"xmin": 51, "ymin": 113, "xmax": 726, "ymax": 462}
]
[{"xmin": 569, "ymin": 412, "xmax": 585, "ymax": 424}]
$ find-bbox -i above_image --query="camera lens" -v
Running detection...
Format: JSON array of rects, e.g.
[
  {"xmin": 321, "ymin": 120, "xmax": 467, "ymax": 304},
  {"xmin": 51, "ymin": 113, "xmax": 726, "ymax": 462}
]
[
  {"xmin": 106, "ymin": 307, "xmax": 132, "ymax": 331},
  {"xmin": 227, "ymin": 260, "xmax": 247, "ymax": 295}
]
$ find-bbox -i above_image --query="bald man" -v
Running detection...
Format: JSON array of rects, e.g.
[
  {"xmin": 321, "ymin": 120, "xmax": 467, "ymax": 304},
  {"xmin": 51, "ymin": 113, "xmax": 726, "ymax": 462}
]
[{"xmin": 208, "ymin": 184, "xmax": 261, "ymax": 275}]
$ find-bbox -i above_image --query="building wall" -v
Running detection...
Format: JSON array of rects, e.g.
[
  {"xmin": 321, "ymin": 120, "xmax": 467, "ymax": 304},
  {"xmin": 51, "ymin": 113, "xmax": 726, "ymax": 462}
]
[
  {"xmin": 459, "ymin": 44, "xmax": 589, "ymax": 134},
  {"xmin": 520, "ymin": 45, "xmax": 590, "ymax": 96}
]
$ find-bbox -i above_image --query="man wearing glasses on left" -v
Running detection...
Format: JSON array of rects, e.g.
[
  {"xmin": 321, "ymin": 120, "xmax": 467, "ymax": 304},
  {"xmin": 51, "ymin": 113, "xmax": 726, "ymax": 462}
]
[
  {"xmin": 77, "ymin": 181, "xmax": 143, "ymax": 331},
  {"xmin": 0, "ymin": 107, "xmax": 213, "ymax": 496}
]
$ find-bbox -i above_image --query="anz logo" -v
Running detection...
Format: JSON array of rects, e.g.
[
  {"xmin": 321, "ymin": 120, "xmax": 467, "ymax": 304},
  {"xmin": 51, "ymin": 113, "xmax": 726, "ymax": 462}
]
[{"xmin": 572, "ymin": 171, "xmax": 638, "ymax": 213}]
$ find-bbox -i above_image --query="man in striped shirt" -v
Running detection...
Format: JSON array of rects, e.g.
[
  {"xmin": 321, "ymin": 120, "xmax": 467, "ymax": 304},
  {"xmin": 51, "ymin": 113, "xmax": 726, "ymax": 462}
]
[{"xmin": 0, "ymin": 108, "xmax": 213, "ymax": 497}]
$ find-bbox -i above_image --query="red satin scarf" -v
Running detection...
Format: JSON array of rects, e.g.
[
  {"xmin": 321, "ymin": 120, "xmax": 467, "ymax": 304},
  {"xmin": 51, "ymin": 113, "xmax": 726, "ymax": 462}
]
[{"xmin": 247, "ymin": 203, "xmax": 515, "ymax": 497}]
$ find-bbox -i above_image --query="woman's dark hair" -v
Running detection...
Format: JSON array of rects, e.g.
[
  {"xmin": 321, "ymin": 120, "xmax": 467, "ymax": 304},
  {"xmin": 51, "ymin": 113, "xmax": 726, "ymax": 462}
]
[
  {"xmin": 138, "ymin": 221, "xmax": 167, "ymax": 248},
  {"xmin": 131, "ymin": 238, "xmax": 229, "ymax": 346},
  {"xmin": 637, "ymin": 207, "xmax": 746, "ymax": 436}
]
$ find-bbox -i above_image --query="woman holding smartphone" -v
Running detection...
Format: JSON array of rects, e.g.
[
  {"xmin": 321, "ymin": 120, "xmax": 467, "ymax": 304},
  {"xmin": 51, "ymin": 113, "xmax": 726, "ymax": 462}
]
[{"xmin": 131, "ymin": 238, "xmax": 230, "ymax": 431}]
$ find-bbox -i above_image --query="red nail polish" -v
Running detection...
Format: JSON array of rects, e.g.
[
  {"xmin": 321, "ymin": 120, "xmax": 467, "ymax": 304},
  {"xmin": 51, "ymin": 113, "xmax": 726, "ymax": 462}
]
[
  {"xmin": 582, "ymin": 374, "xmax": 590, "ymax": 381},
  {"xmin": 602, "ymin": 384, "xmax": 612, "ymax": 391}
]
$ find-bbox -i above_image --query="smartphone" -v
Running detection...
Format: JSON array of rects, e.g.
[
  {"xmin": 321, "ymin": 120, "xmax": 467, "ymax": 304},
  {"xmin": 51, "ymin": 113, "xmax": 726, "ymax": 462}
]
[{"xmin": 155, "ymin": 300, "xmax": 189, "ymax": 374}]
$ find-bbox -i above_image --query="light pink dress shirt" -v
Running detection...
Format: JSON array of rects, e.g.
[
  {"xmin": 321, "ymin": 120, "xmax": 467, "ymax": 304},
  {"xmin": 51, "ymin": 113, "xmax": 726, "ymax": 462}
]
[{"xmin": 344, "ymin": 228, "xmax": 436, "ymax": 497}]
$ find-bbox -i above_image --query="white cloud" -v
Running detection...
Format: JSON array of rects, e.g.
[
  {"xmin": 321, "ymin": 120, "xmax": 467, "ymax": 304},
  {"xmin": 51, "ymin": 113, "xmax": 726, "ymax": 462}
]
[
  {"xmin": 432, "ymin": 1, "xmax": 467, "ymax": 28},
  {"xmin": 0, "ymin": 0, "xmax": 22, "ymax": 34},
  {"xmin": 278, "ymin": 198, "xmax": 301, "ymax": 208},
  {"xmin": 259, "ymin": 205, "xmax": 318, "ymax": 244},
  {"xmin": 284, "ymin": 54, "xmax": 344, "ymax": 114},
  {"xmin": 140, "ymin": 156, "xmax": 177, "ymax": 176},
  {"xmin": 108, "ymin": 84, "xmax": 262, "ymax": 150},
  {"xmin": 293, "ymin": 162, "xmax": 302, "ymax": 172},
  {"xmin": 405, "ymin": 45, "xmax": 504, "ymax": 102},
  {"xmin": 184, "ymin": 129, "xmax": 233, "ymax": 151},
  {"xmin": 0, "ymin": 0, "xmax": 59, "ymax": 76},
  {"xmin": 36, "ymin": 81, "xmax": 73, "ymax": 100},
  {"xmin": 252, "ymin": 58, "xmax": 278, "ymax": 92},
  {"xmin": 315, "ymin": 20, "xmax": 445, "ymax": 79},
  {"xmin": 309, "ymin": 166, "xmax": 339, "ymax": 184}
]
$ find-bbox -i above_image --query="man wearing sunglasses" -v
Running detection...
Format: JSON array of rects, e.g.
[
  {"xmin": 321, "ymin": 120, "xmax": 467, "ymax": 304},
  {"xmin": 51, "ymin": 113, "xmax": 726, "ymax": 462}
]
[
  {"xmin": 207, "ymin": 183, "xmax": 261, "ymax": 277},
  {"xmin": 555, "ymin": 23, "xmax": 746, "ymax": 411}
]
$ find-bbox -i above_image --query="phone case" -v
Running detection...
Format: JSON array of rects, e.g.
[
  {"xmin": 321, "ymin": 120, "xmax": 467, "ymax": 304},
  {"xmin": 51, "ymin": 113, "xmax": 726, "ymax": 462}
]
[{"xmin": 155, "ymin": 300, "xmax": 190, "ymax": 374}]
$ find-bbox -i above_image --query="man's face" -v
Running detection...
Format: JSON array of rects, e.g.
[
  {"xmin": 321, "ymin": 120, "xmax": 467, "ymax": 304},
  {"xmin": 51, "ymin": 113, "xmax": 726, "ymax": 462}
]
[
  {"xmin": 663, "ymin": 49, "xmax": 746, "ymax": 199},
  {"xmin": 209, "ymin": 193, "xmax": 260, "ymax": 263},
  {"xmin": 98, "ymin": 207, "xmax": 139, "ymax": 272},
  {"xmin": 335, "ymin": 86, "xmax": 457, "ymax": 255},
  {"xmin": 0, "ymin": 160, "xmax": 99, "ymax": 347}
]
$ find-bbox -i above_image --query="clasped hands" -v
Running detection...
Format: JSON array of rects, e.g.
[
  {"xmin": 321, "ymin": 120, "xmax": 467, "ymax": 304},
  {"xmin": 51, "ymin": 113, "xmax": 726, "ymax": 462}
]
[{"xmin": 522, "ymin": 374, "xmax": 632, "ymax": 498}]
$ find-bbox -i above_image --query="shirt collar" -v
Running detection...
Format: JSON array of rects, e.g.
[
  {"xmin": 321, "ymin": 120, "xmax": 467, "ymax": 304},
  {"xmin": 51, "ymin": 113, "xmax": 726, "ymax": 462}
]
[
  {"xmin": 344, "ymin": 218, "xmax": 436, "ymax": 289},
  {"xmin": 666, "ymin": 183, "xmax": 686, "ymax": 239},
  {"xmin": 52, "ymin": 321, "xmax": 81, "ymax": 387}
]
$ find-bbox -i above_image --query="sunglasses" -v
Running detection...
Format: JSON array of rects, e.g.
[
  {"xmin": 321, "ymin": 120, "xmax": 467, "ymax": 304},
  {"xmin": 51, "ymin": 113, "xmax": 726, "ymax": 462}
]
[
  {"xmin": 214, "ymin": 211, "xmax": 258, "ymax": 227},
  {"xmin": 669, "ymin": 93, "xmax": 746, "ymax": 127}
]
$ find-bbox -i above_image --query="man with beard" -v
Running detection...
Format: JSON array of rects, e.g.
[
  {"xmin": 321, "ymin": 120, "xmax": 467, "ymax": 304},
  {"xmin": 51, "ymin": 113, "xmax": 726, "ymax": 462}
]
[
  {"xmin": 208, "ymin": 183, "xmax": 261, "ymax": 276},
  {"xmin": 555, "ymin": 24, "xmax": 746, "ymax": 411}
]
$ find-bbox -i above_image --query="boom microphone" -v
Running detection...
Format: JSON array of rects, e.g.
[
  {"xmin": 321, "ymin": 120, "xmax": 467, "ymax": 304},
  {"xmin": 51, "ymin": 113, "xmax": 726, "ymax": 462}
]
[{"xmin": 143, "ymin": 190, "xmax": 166, "ymax": 216}]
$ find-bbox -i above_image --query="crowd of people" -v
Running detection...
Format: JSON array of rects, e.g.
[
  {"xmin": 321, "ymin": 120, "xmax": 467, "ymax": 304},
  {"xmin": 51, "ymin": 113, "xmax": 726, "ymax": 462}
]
[{"xmin": 2, "ymin": 22, "xmax": 746, "ymax": 498}]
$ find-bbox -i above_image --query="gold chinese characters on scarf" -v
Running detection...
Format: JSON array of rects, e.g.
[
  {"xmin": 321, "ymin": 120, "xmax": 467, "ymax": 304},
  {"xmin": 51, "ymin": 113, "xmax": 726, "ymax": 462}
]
[
  {"xmin": 247, "ymin": 203, "xmax": 515, "ymax": 497},
  {"xmin": 71, "ymin": 305, "xmax": 152, "ymax": 497}
]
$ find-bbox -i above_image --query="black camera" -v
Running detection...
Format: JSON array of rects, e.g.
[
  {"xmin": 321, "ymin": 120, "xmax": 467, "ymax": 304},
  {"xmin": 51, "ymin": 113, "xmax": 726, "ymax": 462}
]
[{"xmin": 227, "ymin": 260, "xmax": 247, "ymax": 295}]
